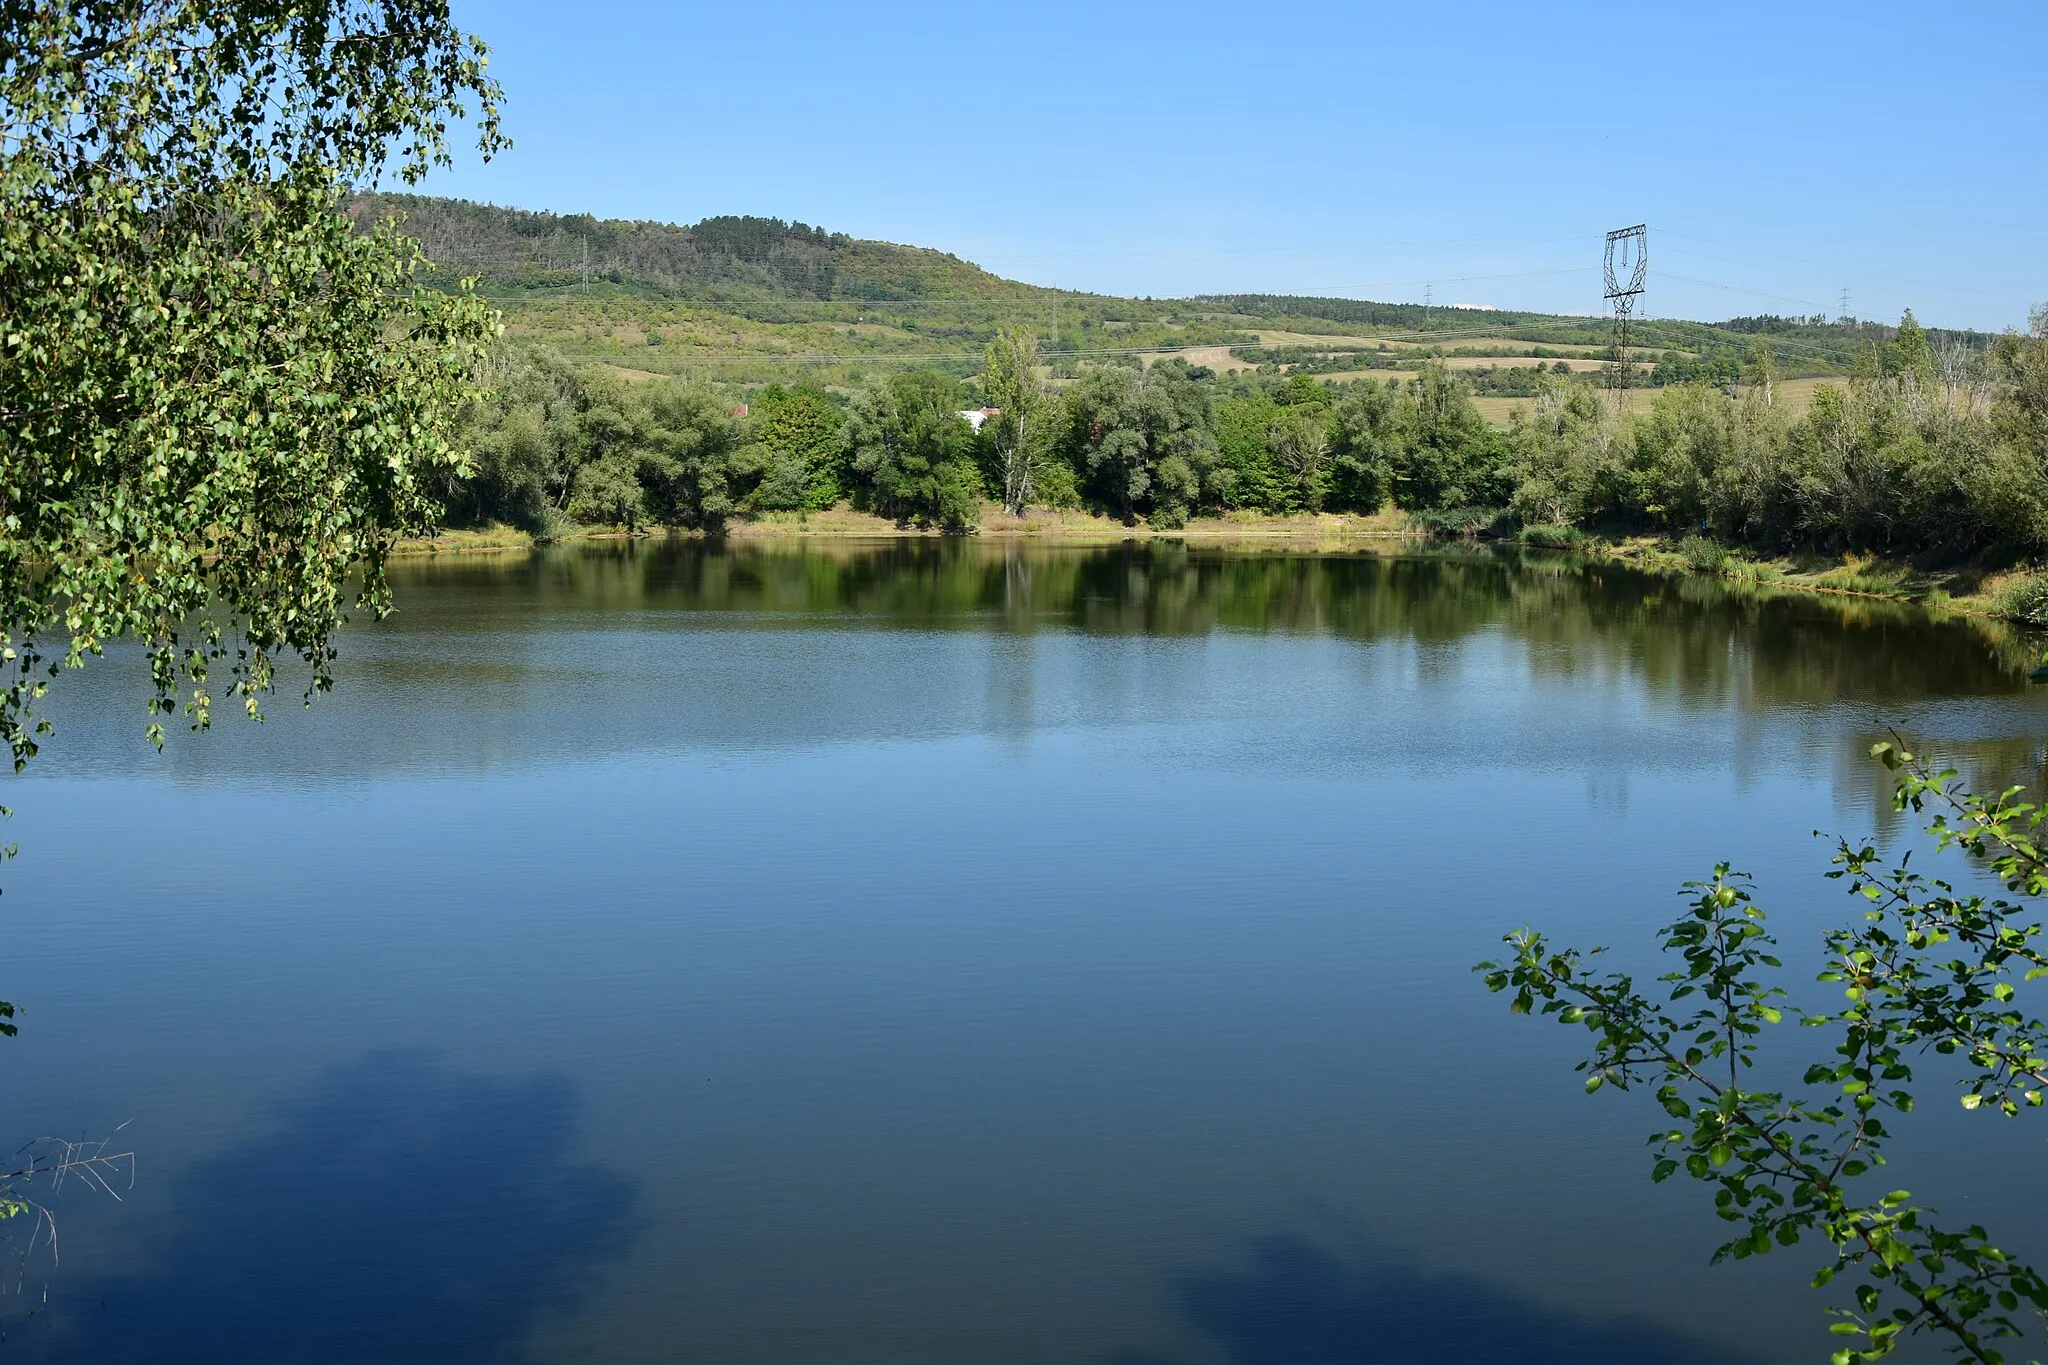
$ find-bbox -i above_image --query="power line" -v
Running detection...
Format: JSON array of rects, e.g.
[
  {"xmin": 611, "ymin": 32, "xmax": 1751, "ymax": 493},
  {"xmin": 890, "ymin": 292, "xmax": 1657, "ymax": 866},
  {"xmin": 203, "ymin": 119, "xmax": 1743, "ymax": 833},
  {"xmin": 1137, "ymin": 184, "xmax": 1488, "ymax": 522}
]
[
  {"xmin": 1655, "ymin": 244, "xmax": 2026, "ymax": 318},
  {"xmin": 1654, "ymin": 270, "xmax": 1836, "ymax": 313},
  {"xmin": 1653, "ymin": 229, "xmax": 2023, "ymax": 306},
  {"xmin": 971, "ymin": 228, "xmax": 1595, "ymax": 263},
  {"xmin": 1639, "ymin": 317, "xmax": 1868, "ymax": 364}
]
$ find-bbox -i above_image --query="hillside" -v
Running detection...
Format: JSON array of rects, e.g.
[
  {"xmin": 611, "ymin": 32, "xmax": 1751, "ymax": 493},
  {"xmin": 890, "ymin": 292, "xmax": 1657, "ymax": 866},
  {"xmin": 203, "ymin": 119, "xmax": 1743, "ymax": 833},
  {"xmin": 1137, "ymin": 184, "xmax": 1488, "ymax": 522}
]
[
  {"xmin": 348, "ymin": 192, "xmax": 1046, "ymax": 303},
  {"xmin": 351, "ymin": 194, "xmax": 1994, "ymax": 391}
]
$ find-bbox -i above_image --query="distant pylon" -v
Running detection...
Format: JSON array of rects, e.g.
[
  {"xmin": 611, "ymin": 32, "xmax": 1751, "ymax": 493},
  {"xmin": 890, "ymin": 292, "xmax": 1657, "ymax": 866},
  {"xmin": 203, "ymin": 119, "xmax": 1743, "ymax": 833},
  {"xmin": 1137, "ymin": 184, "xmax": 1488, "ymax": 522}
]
[
  {"xmin": 1603, "ymin": 225, "xmax": 1647, "ymax": 408},
  {"xmin": 1838, "ymin": 286, "xmax": 1850, "ymax": 323}
]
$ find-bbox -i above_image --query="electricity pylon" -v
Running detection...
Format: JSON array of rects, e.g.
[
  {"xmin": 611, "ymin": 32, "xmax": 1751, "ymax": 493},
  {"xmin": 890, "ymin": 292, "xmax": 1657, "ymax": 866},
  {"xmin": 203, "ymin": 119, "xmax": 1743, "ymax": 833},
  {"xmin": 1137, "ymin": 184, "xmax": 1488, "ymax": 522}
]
[{"xmin": 1604, "ymin": 224, "xmax": 1647, "ymax": 408}]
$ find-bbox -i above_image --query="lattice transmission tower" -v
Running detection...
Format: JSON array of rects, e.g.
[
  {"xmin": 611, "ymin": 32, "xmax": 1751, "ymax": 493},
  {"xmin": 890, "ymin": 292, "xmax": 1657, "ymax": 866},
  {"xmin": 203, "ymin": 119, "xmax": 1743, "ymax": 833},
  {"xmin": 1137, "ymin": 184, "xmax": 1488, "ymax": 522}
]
[{"xmin": 1603, "ymin": 224, "xmax": 1647, "ymax": 406}]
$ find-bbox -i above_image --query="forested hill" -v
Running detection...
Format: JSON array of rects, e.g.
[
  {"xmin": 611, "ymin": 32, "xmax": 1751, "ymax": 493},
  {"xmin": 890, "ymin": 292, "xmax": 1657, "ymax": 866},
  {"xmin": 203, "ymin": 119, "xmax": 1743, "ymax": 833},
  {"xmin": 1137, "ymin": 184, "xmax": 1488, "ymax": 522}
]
[{"xmin": 348, "ymin": 193, "xmax": 1044, "ymax": 303}]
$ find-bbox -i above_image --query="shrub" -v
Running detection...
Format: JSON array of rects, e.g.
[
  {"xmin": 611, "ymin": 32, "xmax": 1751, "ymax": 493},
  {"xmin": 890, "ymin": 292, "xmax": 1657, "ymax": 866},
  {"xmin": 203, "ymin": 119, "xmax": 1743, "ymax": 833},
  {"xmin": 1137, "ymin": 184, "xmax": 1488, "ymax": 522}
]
[
  {"xmin": 1676, "ymin": 536, "xmax": 1729, "ymax": 572},
  {"xmin": 1721, "ymin": 558, "xmax": 1781, "ymax": 585},
  {"xmin": 1517, "ymin": 523, "xmax": 1586, "ymax": 550},
  {"xmin": 1988, "ymin": 568, "xmax": 2048, "ymax": 624},
  {"xmin": 1406, "ymin": 506, "xmax": 1506, "ymax": 538}
]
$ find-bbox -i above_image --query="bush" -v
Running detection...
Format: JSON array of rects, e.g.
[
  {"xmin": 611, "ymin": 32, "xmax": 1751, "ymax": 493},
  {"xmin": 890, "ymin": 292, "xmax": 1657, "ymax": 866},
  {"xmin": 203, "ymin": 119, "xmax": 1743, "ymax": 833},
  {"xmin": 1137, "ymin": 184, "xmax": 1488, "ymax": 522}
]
[
  {"xmin": 1407, "ymin": 506, "xmax": 1506, "ymax": 537},
  {"xmin": 567, "ymin": 455, "xmax": 645, "ymax": 531},
  {"xmin": 846, "ymin": 371, "xmax": 982, "ymax": 530},
  {"xmin": 531, "ymin": 505, "xmax": 574, "ymax": 544},
  {"xmin": 1517, "ymin": 523, "xmax": 1586, "ymax": 549},
  {"xmin": 1721, "ymin": 557, "xmax": 1781, "ymax": 585},
  {"xmin": 1676, "ymin": 536, "xmax": 1729, "ymax": 572},
  {"xmin": 1988, "ymin": 568, "xmax": 2048, "ymax": 624},
  {"xmin": 453, "ymin": 353, "xmax": 746, "ymax": 531}
]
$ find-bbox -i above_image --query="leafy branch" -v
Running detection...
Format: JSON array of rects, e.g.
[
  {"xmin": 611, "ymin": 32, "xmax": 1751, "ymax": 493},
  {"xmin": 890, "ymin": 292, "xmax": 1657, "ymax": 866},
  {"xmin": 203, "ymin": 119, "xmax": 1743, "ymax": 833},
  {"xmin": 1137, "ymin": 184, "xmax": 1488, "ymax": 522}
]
[{"xmin": 1481, "ymin": 741, "xmax": 2048, "ymax": 1364}]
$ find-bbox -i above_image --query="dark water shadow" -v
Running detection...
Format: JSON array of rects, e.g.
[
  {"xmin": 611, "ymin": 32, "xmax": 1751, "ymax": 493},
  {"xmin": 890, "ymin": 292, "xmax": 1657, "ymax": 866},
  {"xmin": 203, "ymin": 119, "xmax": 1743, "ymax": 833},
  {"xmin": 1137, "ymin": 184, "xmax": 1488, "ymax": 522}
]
[
  {"xmin": 1109, "ymin": 1232, "xmax": 1762, "ymax": 1365},
  {"xmin": 16, "ymin": 1052, "xmax": 639, "ymax": 1364}
]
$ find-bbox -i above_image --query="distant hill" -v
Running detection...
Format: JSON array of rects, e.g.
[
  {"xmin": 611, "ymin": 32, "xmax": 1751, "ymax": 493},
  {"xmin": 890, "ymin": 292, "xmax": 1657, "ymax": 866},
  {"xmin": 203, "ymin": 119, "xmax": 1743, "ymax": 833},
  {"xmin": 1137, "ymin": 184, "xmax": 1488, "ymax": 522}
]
[
  {"xmin": 347, "ymin": 193, "xmax": 1045, "ymax": 304},
  {"xmin": 1194, "ymin": 294, "xmax": 1566, "ymax": 333},
  {"xmin": 349, "ymin": 195, "xmax": 1991, "ymax": 381}
]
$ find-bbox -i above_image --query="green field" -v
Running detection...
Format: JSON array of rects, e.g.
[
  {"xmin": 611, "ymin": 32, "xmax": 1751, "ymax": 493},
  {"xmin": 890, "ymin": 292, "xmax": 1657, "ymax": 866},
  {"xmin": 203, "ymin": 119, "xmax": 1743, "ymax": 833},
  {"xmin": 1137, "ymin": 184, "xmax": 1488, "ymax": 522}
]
[{"xmin": 358, "ymin": 193, "xmax": 1960, "ymax": 409}]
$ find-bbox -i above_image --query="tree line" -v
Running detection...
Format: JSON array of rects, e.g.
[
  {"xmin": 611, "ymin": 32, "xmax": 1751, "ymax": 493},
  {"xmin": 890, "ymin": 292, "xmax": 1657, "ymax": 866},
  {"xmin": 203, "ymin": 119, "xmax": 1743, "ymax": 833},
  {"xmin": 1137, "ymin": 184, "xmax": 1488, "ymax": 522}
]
[
  {"xmin": 449, "ymin": 308, "xmax": 2048, "ymax": 561},
  {"xmin": 1506, "ymin": 310, "xmax": 2048, "ymax": 561},
  {"xmin": 449, "ymin": 341, "xmax": 1501, "ymax": 534}
]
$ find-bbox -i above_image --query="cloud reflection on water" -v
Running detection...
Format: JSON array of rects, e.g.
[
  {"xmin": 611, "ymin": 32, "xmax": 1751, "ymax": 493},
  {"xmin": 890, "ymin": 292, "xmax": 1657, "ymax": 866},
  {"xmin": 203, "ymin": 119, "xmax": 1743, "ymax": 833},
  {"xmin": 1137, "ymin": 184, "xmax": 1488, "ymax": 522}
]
[
  {"xmin": 16, "ymin": 1053, "xmax": 637, "ymax": 1365},
  {"xmin": 1112, "ymin": 1231, "xmax": 1762, "ymax": 1365}
]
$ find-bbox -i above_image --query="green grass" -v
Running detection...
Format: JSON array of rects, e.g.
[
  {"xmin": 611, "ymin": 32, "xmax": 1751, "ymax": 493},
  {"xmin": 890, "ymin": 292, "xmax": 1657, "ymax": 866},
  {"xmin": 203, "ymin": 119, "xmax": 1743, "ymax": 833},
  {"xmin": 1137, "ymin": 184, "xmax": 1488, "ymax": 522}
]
[
  {"xmin": 1811, "ymin": 556, "xmax": 1917, "ymax": 596},
  {"xmin": 1986, "ymin": 570, "xmax": 2048, "ymax": 625},
  {"xmin": 1517, "ymin": 523, "xmax": 1586, "ymax": 549},
  {"xmin": 1676, "ymin": 536, "xmax": 1731, "ymax": 572}
]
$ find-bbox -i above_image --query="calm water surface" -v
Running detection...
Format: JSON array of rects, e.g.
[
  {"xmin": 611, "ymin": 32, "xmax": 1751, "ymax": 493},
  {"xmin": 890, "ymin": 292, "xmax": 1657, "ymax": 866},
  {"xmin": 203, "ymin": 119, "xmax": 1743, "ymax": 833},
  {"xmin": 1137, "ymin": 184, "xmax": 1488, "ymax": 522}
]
[{"xmin": 7, "ymin": 539, "xmax": 2048, "ymax": 1364}]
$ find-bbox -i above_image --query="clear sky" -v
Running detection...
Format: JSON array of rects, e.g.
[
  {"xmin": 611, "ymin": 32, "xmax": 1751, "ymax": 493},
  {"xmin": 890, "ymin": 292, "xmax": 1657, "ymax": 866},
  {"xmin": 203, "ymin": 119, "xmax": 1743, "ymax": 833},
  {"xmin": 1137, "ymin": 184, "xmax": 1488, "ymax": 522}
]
[{"xmin": 419, "ymin": 1, "xmax": 2046, "ymax": 332}]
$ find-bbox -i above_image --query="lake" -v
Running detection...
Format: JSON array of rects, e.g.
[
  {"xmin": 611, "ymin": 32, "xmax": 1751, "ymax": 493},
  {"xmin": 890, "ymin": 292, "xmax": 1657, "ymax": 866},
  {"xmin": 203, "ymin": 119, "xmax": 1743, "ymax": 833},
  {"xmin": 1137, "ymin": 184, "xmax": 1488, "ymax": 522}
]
[{"xmin": 5, "ymin": 538, "xmax": 2046, "ymax": 1364}]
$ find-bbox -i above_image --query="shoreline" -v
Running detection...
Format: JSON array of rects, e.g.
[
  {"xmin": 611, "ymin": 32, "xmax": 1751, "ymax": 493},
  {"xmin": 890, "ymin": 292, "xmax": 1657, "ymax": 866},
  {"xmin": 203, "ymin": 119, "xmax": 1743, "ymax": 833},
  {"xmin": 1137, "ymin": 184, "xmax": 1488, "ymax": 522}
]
[
  {"xmin": 1552, "ymin": 531, "xmax": 2039, "ymax": 627},
  {"xmin": 392, "ymin": 510, "xmax": 2046, "ymax": 631},
  {"xmin": 391, "ymin": 505, "xmax": 1422, "ymax": 555}
]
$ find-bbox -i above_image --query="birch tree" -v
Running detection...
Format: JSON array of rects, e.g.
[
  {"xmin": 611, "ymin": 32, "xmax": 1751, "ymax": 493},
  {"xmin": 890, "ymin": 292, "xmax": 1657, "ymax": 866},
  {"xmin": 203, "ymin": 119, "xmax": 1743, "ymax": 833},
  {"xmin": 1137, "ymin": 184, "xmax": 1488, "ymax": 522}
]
[{"xmin": 981, "ymin": 329, "xmax": 1043, "ymax": 517}]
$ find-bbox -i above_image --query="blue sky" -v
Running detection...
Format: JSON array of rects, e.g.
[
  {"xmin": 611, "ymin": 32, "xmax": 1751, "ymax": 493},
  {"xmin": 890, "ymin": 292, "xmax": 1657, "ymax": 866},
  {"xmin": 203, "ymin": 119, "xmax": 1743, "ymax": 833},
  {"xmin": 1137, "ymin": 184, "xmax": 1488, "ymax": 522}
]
[{"xmin": 420, "ymin": 1, "xmax": 2045, "ymax": 332}]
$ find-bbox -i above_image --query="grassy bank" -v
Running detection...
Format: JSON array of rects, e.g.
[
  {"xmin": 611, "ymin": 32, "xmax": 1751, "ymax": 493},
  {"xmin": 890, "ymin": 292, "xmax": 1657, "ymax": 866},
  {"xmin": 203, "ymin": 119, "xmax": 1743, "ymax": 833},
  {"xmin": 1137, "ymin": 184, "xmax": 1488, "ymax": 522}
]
[
  {"xmin": 393, "ymin": 507, "xmax": 2048, "ymax": 632},
  {"xmin": 394, "ymin": 503, "xmax": 1418, "ymax": 555},
  {"xmin": 1507, "ymin": 525, "xmax": 2048, "ymax": 627}
]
